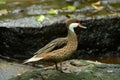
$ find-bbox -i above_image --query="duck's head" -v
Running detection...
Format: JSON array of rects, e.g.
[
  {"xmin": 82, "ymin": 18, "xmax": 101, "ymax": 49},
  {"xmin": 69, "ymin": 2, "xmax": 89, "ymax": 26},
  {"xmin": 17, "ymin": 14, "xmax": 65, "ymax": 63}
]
[{"xmin": 66, "ymin": 18, "xmax": 87, "ymax": 32}]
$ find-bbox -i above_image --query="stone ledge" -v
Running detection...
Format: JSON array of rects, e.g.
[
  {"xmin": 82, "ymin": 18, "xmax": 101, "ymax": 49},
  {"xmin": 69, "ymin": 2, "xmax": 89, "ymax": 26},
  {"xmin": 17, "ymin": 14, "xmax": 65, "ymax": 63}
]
[{"xmin": 0, "ymin": 16, "xmax": 120, "ymax": 60}]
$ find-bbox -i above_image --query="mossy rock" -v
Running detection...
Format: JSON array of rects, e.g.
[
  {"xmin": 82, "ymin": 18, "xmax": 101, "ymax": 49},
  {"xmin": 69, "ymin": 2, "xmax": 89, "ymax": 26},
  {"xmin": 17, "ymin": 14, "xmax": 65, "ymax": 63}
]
[{"xmin": 9, "ymin": 60, "xmax": 120, "ymax": 80}]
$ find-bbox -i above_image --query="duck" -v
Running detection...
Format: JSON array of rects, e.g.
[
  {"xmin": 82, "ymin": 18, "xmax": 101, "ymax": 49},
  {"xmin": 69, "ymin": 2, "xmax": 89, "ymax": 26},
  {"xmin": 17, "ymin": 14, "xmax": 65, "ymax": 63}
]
[{"xmin": 24, "ymin": 18, "xmax": 87, "ymax": 72}]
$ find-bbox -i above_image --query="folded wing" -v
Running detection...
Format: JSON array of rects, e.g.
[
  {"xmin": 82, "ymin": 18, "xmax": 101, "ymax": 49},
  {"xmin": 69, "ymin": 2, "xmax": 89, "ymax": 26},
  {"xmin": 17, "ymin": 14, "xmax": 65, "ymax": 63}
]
[{"xmin": 34, "ymin": 37, "xmax": 68, "ymax": 55}]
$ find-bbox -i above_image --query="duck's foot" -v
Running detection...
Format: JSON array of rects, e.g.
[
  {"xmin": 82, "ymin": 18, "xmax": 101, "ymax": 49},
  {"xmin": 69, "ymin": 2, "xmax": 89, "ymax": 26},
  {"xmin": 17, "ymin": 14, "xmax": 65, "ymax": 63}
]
[
  {"xmin": 56, "ymin": 69, "xmax": 64, "ymax": 73},
  {"xmin": 54, "ymin": 62, "xmax": 65, "ymax": 73}
]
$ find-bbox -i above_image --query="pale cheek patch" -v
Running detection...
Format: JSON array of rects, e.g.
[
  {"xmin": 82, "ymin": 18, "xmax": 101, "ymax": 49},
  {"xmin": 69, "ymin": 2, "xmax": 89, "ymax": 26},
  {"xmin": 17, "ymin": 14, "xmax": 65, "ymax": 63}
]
[{"xmin": 69, "ymin": 23, "xmax": 78, "ymax": 32}]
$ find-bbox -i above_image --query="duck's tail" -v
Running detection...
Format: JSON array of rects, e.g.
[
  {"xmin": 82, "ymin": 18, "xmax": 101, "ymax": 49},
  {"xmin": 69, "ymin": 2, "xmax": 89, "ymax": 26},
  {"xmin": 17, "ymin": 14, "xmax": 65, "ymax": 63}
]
[{"xmin": 23, "ymin": 56, "xmax": 43, "ymax": 64}]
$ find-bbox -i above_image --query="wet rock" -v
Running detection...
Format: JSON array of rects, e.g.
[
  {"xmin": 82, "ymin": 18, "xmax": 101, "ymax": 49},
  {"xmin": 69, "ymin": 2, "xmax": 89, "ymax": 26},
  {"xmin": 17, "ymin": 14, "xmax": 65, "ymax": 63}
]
[
  {"xmin": 9, "ymin": 59, "xmax": 120, "ymax": 80},
  {"xmin": 0, "ymin": 16, "xmax": 67, "ymax": 27},
  {"xmin": 75, "ymin": 17, "xmax": 120, "ymax": 58},
  {"xmin": 0, "ymin": 59, "xmax": 35, "ymax": 80},
  {"xmin": 0, "ymin": 17, "xmax": 120, "ymax": 62},
  {"xmin": 0, "ymin": 20, "xmax": 67, "ymax": 59},
  {"xmin": 26, "ymin": 5, "xmax": 47, "ymax": 15}
]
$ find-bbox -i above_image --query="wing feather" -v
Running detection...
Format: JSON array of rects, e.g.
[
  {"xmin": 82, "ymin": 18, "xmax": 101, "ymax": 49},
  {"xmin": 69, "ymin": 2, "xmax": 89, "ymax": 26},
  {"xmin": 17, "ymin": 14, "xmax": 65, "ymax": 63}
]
[{"xmin": 34, "ymin": 38, "xmax": 68, "ymax": 55}]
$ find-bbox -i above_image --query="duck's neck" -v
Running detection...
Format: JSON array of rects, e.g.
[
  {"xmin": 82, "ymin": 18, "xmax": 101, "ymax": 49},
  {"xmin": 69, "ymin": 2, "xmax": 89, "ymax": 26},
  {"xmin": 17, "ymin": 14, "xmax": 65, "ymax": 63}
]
[{"xmin": 67, "ymin": 29, "xmax": 78, "ymax": 46}]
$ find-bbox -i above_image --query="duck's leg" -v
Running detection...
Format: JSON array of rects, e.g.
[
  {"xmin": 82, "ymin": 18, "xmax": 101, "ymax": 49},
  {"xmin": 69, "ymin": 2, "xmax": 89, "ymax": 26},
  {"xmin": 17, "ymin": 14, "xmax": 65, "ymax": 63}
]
[
  {"xmin": 55, "ymin": 62, "xmax": 59, "ymax": 71},
  {"xmin": 55, "ymin": 62, "xmax": 64, "ymax": 72},
  {"xmin": 59, "ymin": 62, "xmax": 64, "ymax": 73}
]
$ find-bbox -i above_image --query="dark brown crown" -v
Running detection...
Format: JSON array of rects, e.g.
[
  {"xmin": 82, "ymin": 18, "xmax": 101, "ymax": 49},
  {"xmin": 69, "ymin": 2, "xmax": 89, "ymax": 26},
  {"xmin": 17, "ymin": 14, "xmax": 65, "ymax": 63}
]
[{"xmin": 66, "ymin": 18, "xmax": 80, "ymax": 28}]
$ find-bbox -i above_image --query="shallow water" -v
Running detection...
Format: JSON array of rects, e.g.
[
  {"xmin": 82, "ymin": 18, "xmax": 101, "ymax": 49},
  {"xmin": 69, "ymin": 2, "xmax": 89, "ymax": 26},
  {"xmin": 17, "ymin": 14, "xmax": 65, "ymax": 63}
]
[
  {"xmin": 0, "ymin": 0, "xmax": 120, "ymax": 19},
  {"xmin": 82, "ymin": 57, "xmax": 120, "ymax": 64}
]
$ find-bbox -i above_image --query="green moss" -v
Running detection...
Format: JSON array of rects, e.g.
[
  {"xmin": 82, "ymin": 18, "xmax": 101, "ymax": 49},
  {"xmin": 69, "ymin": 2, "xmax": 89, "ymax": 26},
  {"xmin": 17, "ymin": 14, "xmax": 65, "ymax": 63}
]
[
  {"xmin": 9, "ymin": 70, "xmax": 43, "ymax": 80},
  {"xmin": 9, "ymin": 60, "xmax": 120, "ymax": 80}
]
